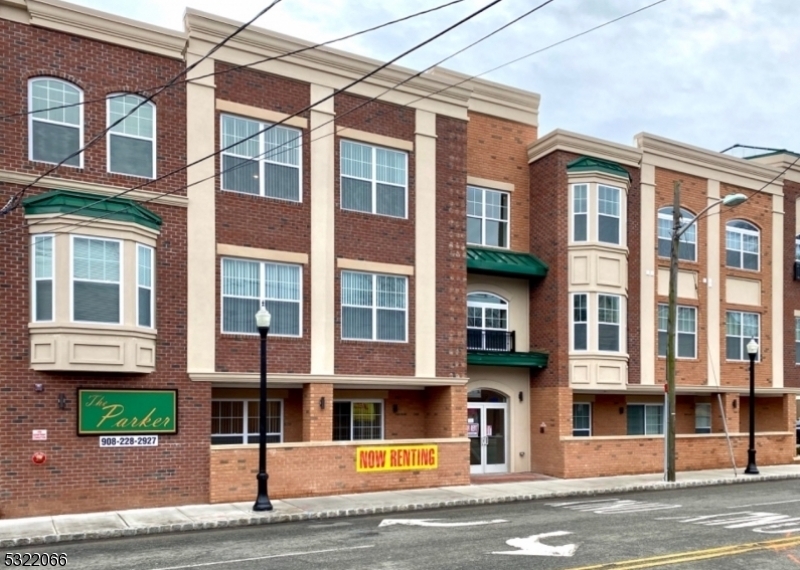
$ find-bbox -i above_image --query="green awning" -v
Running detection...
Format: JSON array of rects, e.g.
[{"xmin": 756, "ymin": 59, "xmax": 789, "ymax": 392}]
[
  {"xmin": 23, "ymin": 189, "xmax": 162, "ymax": 231},
  {"xmin": 466, "ymin": 247, "xmax": 548, "ymax": 278},
  {"xmin": 567, "ymin": 156, "xmax": 630, "ymax": 180},
  {"xmin": 467, "ymin": 350, "xmax": 549, "ymax": 368}
]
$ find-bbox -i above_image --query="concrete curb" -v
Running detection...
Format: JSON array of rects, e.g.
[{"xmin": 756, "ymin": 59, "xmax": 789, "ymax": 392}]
[{"xmin": 4, "ymin": 473, "xmax": 800, "ymax": 548}]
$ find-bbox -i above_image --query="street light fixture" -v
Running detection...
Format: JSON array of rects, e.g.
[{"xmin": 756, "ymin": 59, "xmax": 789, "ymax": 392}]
[
  {"xmin": 253, "ymin": 305, "xmax": 273, "ymax": 511},
  {"xmin": 744, "ymin": 337, "xmax": 760, "ymax": 475},
  {"xmin": 664, "ymin": 185, "xmax": 747, "ymax": 482}
]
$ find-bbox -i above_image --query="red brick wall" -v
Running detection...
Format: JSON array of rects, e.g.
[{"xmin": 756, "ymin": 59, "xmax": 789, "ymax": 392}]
[
  {"xmin": 784, "ymin": 180, "xmax": 800, "ymax": 388},
  {"xmin": 590, "ymin": 395, "xmax": 628, "ymax": 436},
  {"xmin": 209, "ymin": 441, "xmax": 470, "ymax": 502},
  {"xmin": 386, "ymin": 390, "xmax": 427, "ymax": 439},
  {"xmin": 738, "ymin": 396, "xmax": 791, "ymax": 433},
  {"xmin": 425, "ymin": 386, "xmax": 468, "ymax": 438}
]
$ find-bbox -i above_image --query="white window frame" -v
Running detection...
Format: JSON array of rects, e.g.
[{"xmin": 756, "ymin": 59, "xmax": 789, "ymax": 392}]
[
  {"xmin": 657, "ymin": 304, "xmax": 697, "ymax": 359},
  {"xmin": 597, "ymin": 293, "xmax": 622, "ymax": 353},
  {"xmin": 70, "ymin": 235, "xmax": 123, "ymax": 325},
  {"xmin": 106, "ymin": 93, "xmax": 157, "ymax": 179},
  {"xmin": 220, "ymin": 258, "xmax": 303, "ymax": 338},
  {"xmin": 571, "ymin": 183, "xmax": 589, "ymax": 243},
  {"xmin": 725, "ymin": 220, "xmax": 760, "ymax": 271},
  {"xmin": 467, "ymin": 185, "xmax": 510, "ymax": 248},
  {"xmin": 220, "ymin": 113, "xmax": 303, "ymax": 203},
  {"xmin": 795, "ymin": 317, "xmax": 800, "ymax": 365},
  {"xmin": 571, "ymin": 293, "xmax": 589, "ymax": 352},
  {"xmin": 657, "ymin": 207, "xmax": 697, "ymax": 261},
  {"xmin": 332, "ymin": 399, "xmax": 384, "ymax": 441},
  {"xmin": 28, "ymin": 77, "xmax": 84, "ymax": 168},
  {"xmin": 210, "ymin": 398, "xmax": 283, "ymax": 444},
  {"xmin": 572, "ymin": 402, "xmax": 591, "ymax": 437},
  {"xmin": 597, "ymin": 184, "xmax": 621, "ymax": 245},
  {"xmin": 32, "ymin": 234, "xmax": 55, "ymax": 323},
  {"xmin": 725, "ymin": 310, "xmax": 760, "ymax": 362},
  {"xmin": 340, "ymin": 271, "xmax": 408, "ymax": 343},
  {"xmin": 627, "ymin": 403, "xmax": 664, "ymax": 435},
  {"xmin": 695, "ymin": 402, "xmax": 712, "ymax": 434},
  {"xmin": 136, "ymin": 244, "xmax": 155, "ymax": 329},
  {"xmin": 340, "ymin": 139, "xmax": 408, "ymax": 219}
]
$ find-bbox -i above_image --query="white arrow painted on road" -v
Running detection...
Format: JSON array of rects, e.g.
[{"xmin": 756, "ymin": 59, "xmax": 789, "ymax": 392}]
[
  {"xmin": 493, "ymin": 531, "xmax": 578, "ymax": 557},
  {"xmin": 378, "ymin": 518, "xmax": 508, "ymax": 528}
]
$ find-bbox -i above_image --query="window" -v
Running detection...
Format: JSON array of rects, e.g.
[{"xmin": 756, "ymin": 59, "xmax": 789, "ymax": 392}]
[
  {"xmin": 221, "ymin": 259, "xmax": 301, "ymax": 336},
  {"xmin": 725, "ymin": 311, "xmax": 759, "ymax": 361},
  {"xmin": 467, "ymin": 186, "xmax": 509, "ymax": 247},
  {"xmin": 137, "ymin": 245, "xmax": 154, "ymax": 328},
  {"xmin": 695, "ymin": 402, "xmax": 711, "ymax": 434},
  {"xmin": 572, "ymin": 294, "xmax": 588, "ymax": 351},
  {"xmin": 597, "ymin": 294, "xmax": 621, "ymax": 352},
  {"xmin": 795, "ymin": 235, "xmax": 800, "ymax": 261},
  {"xmin": 33, "ymin": 235, "xmax": 54, "ymax": 322},
  {"xmin": 341, "ymin": 140, "xmax": 406, "ymax": 218},
  {"xmin": 573, "ymin": 403, "xmax": 591, "ymax": 436},
  {"xmin": 29, "ymin": 78, "xmax": 83, "ymax": 166},
  {"xmin": 221, "ymin": 114, "xmax": 301, "ymax": 201},
  {"xmin": 627, "ymin": 404, "xmax": 664, "ymax": 435},
  {"xmin": 796, "ymin": 318, "xmax": 800, "ymax": 365},
  {"xmin": 72, "ymin": 237, "xmax": 121, "ymax": 324},
  {"xmin": 572, "ymin": 184, "xmax": 588, "ymax": 242},
  {"xmin": 726, "ymin": 220, "xmax": 759, "ymax": 270},
  {"xmin": 657, "ymin": 207, "xmax": 697, "ymax": 261},
  {"xmin": 657, "ymin": 304, "xmax": 697, "ymax": 358},
  {"xmin": 467, "ymin": 292, "xmax": 509, "ymax": 351},
  {"xmin": 598, "ymin": 185, "xmax": 621, "ymax": 244},
  {"xmin": 211, "ymin": 399, "xmax": 282, "ymax": 444},
  {"xmin": 333, "ymin": 401, "xmax": 383, "ymax": 441},
  {"xmin": 341, "ymin": 271, "xmax": 406, "ymax": 341},
  {"xmin": 107, "ymin": 94, "xmax": 155, "ymax": 178}
]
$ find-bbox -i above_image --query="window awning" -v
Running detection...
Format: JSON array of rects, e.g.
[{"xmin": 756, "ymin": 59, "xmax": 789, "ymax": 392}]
[
  {"xmin": 23, "ymin": 189, "xmax": 162, "ymax": 231},
  {"xmin": 466, "ymin": 247, "xmax": 548, "ymax": 278},
  {"xmin": 567, "ymin": 156, "xmax": 630, "ymax": 180},
  {"xmin": 467, "ymin": 350, "xmax": 548, "ymax": 368}
]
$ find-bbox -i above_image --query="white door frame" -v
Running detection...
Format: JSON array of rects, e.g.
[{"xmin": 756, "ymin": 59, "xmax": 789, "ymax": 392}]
[{"xmin": 468, "ymin": 401, "xmax": 508, "ymax": 474}]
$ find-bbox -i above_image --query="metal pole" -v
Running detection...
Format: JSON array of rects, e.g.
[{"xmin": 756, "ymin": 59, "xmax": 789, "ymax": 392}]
[
  {"xmin": 254, "ymin": 324, "xmax": 273, "ymax": 511},
  {"xmin": 665, "ymin": 181, "xmax": 680, "ymax": 482},
  {"xmin": 745, "ymin": 349, "xmax": 759, "ymax": 474}
]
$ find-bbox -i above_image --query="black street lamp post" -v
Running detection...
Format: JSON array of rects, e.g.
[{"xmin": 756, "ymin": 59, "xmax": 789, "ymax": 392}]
[
  {"xmin": 744, "ymin": 337, "xmax": 759, "ymax": 475},
  {"xmin": 253, "ymin": 305, "xmax": 274, "ymax": 511}
]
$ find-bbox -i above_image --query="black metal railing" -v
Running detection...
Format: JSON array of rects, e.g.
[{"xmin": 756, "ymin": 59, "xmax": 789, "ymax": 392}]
[{"xmin": 466, "ymin": 329, "xmax": 515, "ymax": 352}]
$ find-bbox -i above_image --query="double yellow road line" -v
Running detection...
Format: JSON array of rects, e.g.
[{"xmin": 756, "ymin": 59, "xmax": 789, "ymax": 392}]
[{"xmin": 564, "ymin": 535, "xmax": 800, "ymax": 569}]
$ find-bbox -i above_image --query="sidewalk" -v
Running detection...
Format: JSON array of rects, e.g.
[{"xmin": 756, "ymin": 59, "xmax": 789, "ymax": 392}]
[{"xmin": 3, "ymin": 464, "xmax": 800, "ymax": 548}]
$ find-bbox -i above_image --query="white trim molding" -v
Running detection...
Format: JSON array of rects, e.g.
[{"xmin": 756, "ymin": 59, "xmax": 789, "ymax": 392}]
[
  {"xmin": 337, "ymin": 258, "xmax": 414, "ymax": 276},
  {"xmin": 528, "ymin": 129, "xmax": 641, "ymax": 166},
  {"xmin": 191, "ymin": 372, "xmax": 469, "ymax": 387}
]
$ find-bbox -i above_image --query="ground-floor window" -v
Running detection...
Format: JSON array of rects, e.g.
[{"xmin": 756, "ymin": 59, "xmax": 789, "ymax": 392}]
[
  {"xmin": 333, "ymin": 400, "xmax": 383, "ymax": 441},
  {"xmin": 572, "ymin": 403, "xmax": 591, "ymax": 436},
  {"xmin": 695, "ymin": 402, "xmax": 712, "ymax": 434},
  {"xmin": 627, "ymin": 404, "xmax": 663, "ymax": 435},
  {"xmin": 211, "ymin": 399, "xmax": 283, "ymax": 444}
]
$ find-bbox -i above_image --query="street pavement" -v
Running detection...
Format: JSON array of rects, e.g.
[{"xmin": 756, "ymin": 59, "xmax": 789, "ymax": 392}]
[{"xmin": 2, "ymin": 463, "xmax": 800, "ymax": 553}]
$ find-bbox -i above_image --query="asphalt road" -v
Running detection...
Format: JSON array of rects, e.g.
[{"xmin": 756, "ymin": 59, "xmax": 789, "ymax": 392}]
[{"xmin": 8, "ymin": 481, "xmax": 800, "ymax": 569}]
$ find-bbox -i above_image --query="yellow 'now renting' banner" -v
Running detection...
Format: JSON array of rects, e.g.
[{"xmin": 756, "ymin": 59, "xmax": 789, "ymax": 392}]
[{"xmin": 356, "ymin": 444, "xmax": 438, "ymax": 472}]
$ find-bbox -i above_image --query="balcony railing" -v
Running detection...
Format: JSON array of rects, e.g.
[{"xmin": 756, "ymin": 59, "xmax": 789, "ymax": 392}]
[{"xmin": 467, "ymin": 329, "xmax": 515, "ymax": 353}]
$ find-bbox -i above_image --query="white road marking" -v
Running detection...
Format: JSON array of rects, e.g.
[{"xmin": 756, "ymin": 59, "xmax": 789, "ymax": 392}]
[
  {"xmin": 143, "ymin": 545, "xmax": 375, "ymax": 570},
  {"xmin": 674, "ymin": 511, "xmax": 800, "ymax": 535},
  {"xmin": 548, "ymin": 499, "xmax": 681, "ymax": 514},
  {"xmin": 379, "ymin": 518, "xmax": 508, "ymax": 528},
  {"xmin": 493, "ymin": 531, "xmax": 578, "ymax": 557},
  {"xmin": 726, "ymin": 498, "xmax": 800, "ymax": 509}
]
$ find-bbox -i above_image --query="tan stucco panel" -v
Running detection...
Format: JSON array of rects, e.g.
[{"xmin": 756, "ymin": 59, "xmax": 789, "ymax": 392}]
[
  {"xmin": 337, "ymin": 258, "xmax": 414, "ymax": 276},
  {"xmin": 336, "ymin": 127, "xmax": 413, "ymax": 152},
  {"xmin": 657, "ymin": 268, "xmax": 699, "ymax": 300},
  {"xmin": 466, "ymin": 176, "xmax": 514, "ymax": 193},
  {"xmin": 217, "ymin": 244, "xmax": 308, "ymax": 265},
  {"xmin": 725, "ymin": 277, "xmax": 761, "ymax": 306},
  {"xmin": 569, "ymin": 356, "xmax": 628, "ymax": 387}
]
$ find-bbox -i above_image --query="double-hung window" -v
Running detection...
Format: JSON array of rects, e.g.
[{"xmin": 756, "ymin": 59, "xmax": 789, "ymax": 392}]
[
  {"xmin": 657, "ymin": 304, "xmax": 697, "ymax": 358},
  {"xmin": 467, "ymin": 292, "xmax": 509, "ymax": 351},
  {"xmin": 211, "ymin": 399, "xmax": 282, "ymax": 444},
  {"xmin": 221, "ymin": 258, "xmax": 302, "ymax": 336},
  {"xmin": 572, "ymin": 184, "xmax": 588, "ymax": 242},
  {"xmin": 795, "ymin": 318, "xmax": 800, "ymax": 365},
  {"xmin": 695, "ymin": 402, "xmax": 711, "ymax": 434},
  {"xmin": 572, "ymin": 293, "xmax": 588, "ymax": 351},
  {"xmin": 597, "ymin": 294, "xmax": 621, "ymax": 352},
  {"xmin": 107, "ymin": 94, "xmax": 155, "ymax": 178},
  {"xmin": 72, "ymin": 237, "xmax": 121, "ymax": 324},
  {"xmin": 221, "ymin": 114, "xmax": 302, "ymax": 201},
  {"xmin": 726, "ymin": 310, "xmax": 759, "ymax": 361},
  {"xmin": 627, "ymin": 404, "xmax": 664, "ymax": 435},
  {"xmin": 32, "ymin": 235, "xmax": 54, "ymax": 322},
  {"xmin": 597, "ymin": 185, "xmax": 621, "ymax": 244},
  {"xmin": 137, "ymin": 245, "xmax": 154, "ymax": 328},
  {"xmin": 29, "ymin": 78, "xmax": 83, "ymax": 167},
  {"xmin": 341, "ymin": 271, "xmax": 406, "ymax": 341},
  {"xmin": 726, "ymin": 220, "xmax": 759, "ymax": 270},
  {"xmin": 467, "ymin": 186, "xmax": 509, "ymax": 247},
  {"xmin": 657, "ymin": 207, "xmax": 696, "ymax": 261},
  {"xmin": 572, "ymin": 403, "xmax": 591, "ymax": 436},
  {"xmin": 341, "ymin": 140, "xmax": 407, "ymax": 218},
  {"xmin": 333, "ymin": 401, "xmax": 383, "ymax": 441}
]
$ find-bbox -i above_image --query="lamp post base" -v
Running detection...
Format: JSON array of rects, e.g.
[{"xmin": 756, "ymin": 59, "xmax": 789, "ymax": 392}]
[
  {"xmin": 253, "ymin": 472, "xmax": 273, "ymax": 511},
  {"xmin": 744, "ymin": 450, "xmax": 759, "ymax": 475}
]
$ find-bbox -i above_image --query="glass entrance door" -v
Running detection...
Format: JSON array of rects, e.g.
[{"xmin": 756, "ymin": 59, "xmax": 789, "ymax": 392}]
[{"xmin": 468, "ymin": 401, "xmax": 507, "ymax": 474}]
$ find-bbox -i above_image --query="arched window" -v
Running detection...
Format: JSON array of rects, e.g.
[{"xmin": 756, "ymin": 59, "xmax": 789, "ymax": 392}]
[
  {"xmin": 28, "ymin": 78, "xmax": 83, "ymax": 166},
  {"xmin": 726, "ymin": 220, "xmax": 759, "ymax": 270},
  {"xmin": 657, "ymin": 207, "xmax": 696, "ymax": 261},
  {"xmin": 467, "ymin": 292, "xmax": 510, "ymax": 351},
  {"xmin": 107, "ymin": 94, "xmax": 156, "ymax": 178}
]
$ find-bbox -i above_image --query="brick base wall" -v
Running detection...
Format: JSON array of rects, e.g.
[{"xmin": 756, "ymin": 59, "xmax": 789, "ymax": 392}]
[{"xmin": 210, "ymin": 440, "xmax": 470, "ymax": 503}]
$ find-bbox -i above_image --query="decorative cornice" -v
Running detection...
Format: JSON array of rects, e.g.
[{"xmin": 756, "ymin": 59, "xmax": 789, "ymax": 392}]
[
  {"xmin": 528, "ymin": 129, "xmax": 641, "ymax": 167},
  {"xmin": 25, "ymin": 0, "xmax": 186, "ymax": 59},
  {"xmin": 212, "ymin": 437, "xmax": 470, "ymax": 450},
  {"xmin": 190, "ymin": 372, "xmax": 469, "ymax": 387},
  {"xmin": 746, "ymin": 152, "xmax": 800, "ymax": 184}
]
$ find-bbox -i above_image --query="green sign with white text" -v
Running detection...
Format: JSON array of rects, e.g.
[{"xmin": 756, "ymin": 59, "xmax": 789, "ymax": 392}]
[{"xmin": 78, "ymin": 389, "xmax": 177, "ymax": 435}]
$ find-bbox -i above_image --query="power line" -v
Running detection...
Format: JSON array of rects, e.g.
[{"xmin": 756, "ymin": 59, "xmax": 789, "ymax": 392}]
[
  {"xmin": 0, "ymin": 0, "xmax": 286, "ymax": 216},
  {"xmin": 0, "ymin": 0, "xmax": 467, "ymax": 121}
]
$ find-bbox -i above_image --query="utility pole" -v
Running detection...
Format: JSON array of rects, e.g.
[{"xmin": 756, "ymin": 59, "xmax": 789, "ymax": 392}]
[{"xmin": 665, "ymin": 180, "xmax": 680, "ymax": 482}]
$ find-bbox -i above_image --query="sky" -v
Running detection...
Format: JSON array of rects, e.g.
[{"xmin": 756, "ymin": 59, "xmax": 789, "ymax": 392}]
[{"xmin": 71, "ymin": 0, "xmax": 799, "ymax": 157}]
